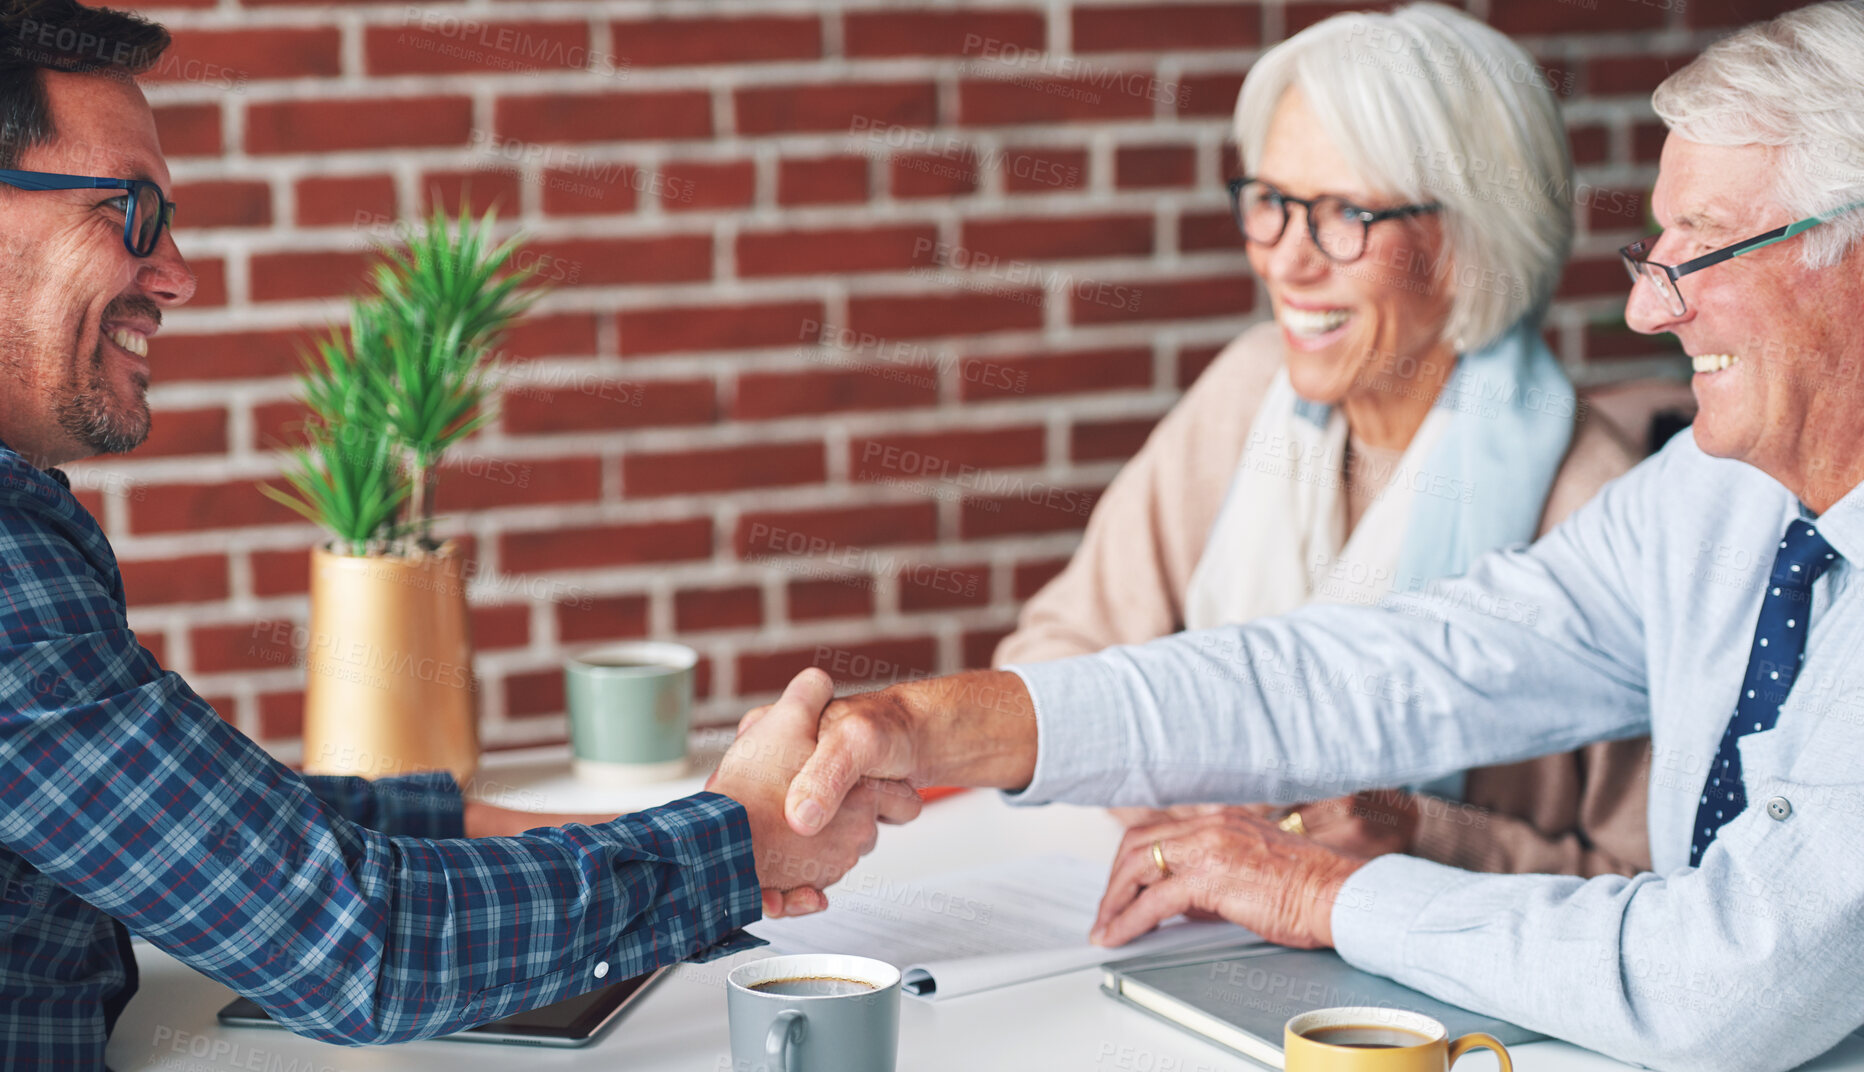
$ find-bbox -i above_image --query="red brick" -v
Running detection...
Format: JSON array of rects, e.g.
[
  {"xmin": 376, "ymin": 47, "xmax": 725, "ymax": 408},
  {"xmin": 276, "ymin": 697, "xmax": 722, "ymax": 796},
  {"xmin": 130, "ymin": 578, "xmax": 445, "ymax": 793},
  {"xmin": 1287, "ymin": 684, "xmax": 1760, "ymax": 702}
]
[
  {"xmin": 959, "ymin": 76, "xmax": 1154, "ymax": 124},
  {"xmin": 1073, "ymin": 416, "xmax": 1160, "ymax": 461},
  {"xmin": 960, "ymin": 213, "xmax": 1152, "ymax": 261},
  {"xmin": 778, "ymin": 156, "xmax": 869, "ymax": 205},
  {"xmin": 1584, "ymin": 186, "xmax": 1646, "ymax": 233},
  {"xmin": 1013, "ymin": 556, "xmax": 1071, "ymax": 599},
  {"xmin": 963, "ymin": 626, "xmax": 1013, "ymax": 670},
  {"xmin": 250, "ymin": 250, "xmax": 376, "ymax": 303},
  {"xmin": 1569, "ymin": 124, "xmax": 1610, "ymax": 167},
  {"xmin": 660, "ymin": 159, "xmax": 756, "ymax": 212},
  {"xmin": 170, "ymin": 180, "xmax": 271, "ymax": 229},
  {"xmin": 541, "ymin": 166, "xmax": 638, "ymax": 216},
  {"xmin": 1556, "ymin": 257, "xmax": 1630, "ymax": 301},
  {"xmin": 247, "ymin": 97, "xmax": 473, "ymax": 154},
  {"xmin": 786, "ymin": 577, "xmax": 874, "ymax": 621},
  {"xmin": 735, "ymin": 503, "xmax": 938, "ymax": 558},
  {"xmin": 891, "ymin": 151, "xmax": 978, "ymax": 198},
  {"xmin": 151, "ymin": 27, "xmax": 341, "ymax": 83},
  {"xmin": 1584, "ymin": 320, "xmax": 1683, "ymax": 363},
  {"xmin": 129, "ymin": 480, "xmax": 304, "ymax": 534},
  {"xmin": 153, "ymin": 103, "xmax": 221, "ymax": 157},
  {"xmin": 115, "ymin": 401, "xmax": 220, "ymax": 462},
  {"xmin": 187, "ymin": 258, "xmax": 228, "ymax": 309},
  {"xmin": 1589, "ymin": 53, "xmax": 1695, "ymax": 97},
  {"xmin": 611, "ymin": 15, "xmax": 820, "ymax": 66},
  {"xmin": 120, "ymin": 553, "xmax": 229, "ymax": 606},
  {"xmin": 557, "ymin": 595, "xmax": 650, "ymax": 644},
  {"xmin": 192, "ymin": 619, "xmax": 297, "ymax": 674},
  {"xmin": 296, "ymin": 175, "xmax": 397, "ymax": 227},
  {"xmin": 737, "ymin": 637, "xmax": 936, "ymax": 694},
  {"xmin": 1175, "ymin": 71, "xmax": 1246, "ymax": 118},
  {"xmin": 736, "ymin": 82, "xmax": 937, "ymax": 135},
  {"xmin": 471, "ymin": 604, "xmax": 530, "ymax": 651},
  {"xmin": 732, "ymin": 367, "xmax": 939, "ymax": 420},
  {"xmin": 1074, "ymin": 4, "xmax": 1257, "ymax": 50},
  {"xmin": 367, "ymin": 21, "xmax": 588, "ymax": 75},
  {"xmin": 1634, "ymin": 121, "xmax": 1669, "ymax": 164},
  {"xmin": 421, "ymin": 169, "xmax": 524, "ymax": 216},
  {"xmin": 152, "ymin": 329, "xmax": 308, "ymax": 383},
  {"xmin": 502, "ymin": 376, "xmax": 715, "ymax": 434},
  {"xmin": 1283, "ymin": 2, "xmax": 1363, "ymax": 34},
  {"xmin": 1686, "ymin": 0, "xmax": 1803, "ymax": 27},
  {"xmin": 675, "ymin": 586, "xmax": 763, "ymax": 632},
  {"xmin": 1180, "ymin": 208, "xmax": 1242, "ymax": 253},
  {"xmin": 961, "ymin": 483, "xmax": 1101, "ymax": 538},
  {"xmin": 251, "ymin": 546, "xmax": 314, "ymax": 597},
  {"xmin": 1178, "ymin": 343, "xmax": 1224, "ymax": 387},
  {"xmin": 619, "ymin": 300, "xmax": 824, "ymax": 357},
  {"xmin": 851, "ymin": 428, "xmax": 1045, "ymax": 481},
  {"xmin": 899, "ymin": 562, "xmax": 990, "ymax": 610},
  {"xmin": 844, "ymin": 10, "xmax": 1045, "ymax": 56},
  {"xmin": 497, "ymin": 90, "xmax": 713, "ymax": 143},
  {"xmin": 1071, "ymin": 273, "xmax": 1251, "ymax": 325},
  {"xmin": 1116, "ymin": 145, "xmax": 1196, "ymax": 189},
  {"xmin": 432, "ymin": 456, "xmax": 602, "ymax": 512},
  {"xmin": 250, "ymin": 400, "xmax": 309, "ymax": 451},
  {"xmin": 504, "ymin": 669, "xmax": 564, "ymax": 719},
  {"xmin": 1491, "ymin": 1, "xmax": 1664, "ymax": 34},
  {"xmin": 847, "ymin": 290, "xmax": 1044, "ymax": 340},
  {"xmin": 738, "ymin": 224, "xmax": 937, "ymax": 277},
  {"xmin": 504, "ymin": 313, "xmax": 600, "ymax": 360},
  {"xmin": 70, "ymin": 485, "xmax": 103, "ymax": 522},
  {"xmin": 258, "ymin": 691, "xmax": 303, "ymax": 740},
  {"xmin": 1002, "ymin": 147, "xmax": 1088, "ymax": 192},
  {"xmin": 624, "ymin": 441, "xmax": 825, "ymax": 498},
  {"xmin": 502, "ymin": 518, "xmax": 713, "ymax": 573},
  {"xmin": 522, "ymin": 235, "xmax": 712, "ymax": 286},
  {"xmin": 960, "ymin": 347, "xmax": 1151, "ymax": 400},
  {"xmin": 140, "ymin": 631, "xmax": 168, "ymax": 667}
]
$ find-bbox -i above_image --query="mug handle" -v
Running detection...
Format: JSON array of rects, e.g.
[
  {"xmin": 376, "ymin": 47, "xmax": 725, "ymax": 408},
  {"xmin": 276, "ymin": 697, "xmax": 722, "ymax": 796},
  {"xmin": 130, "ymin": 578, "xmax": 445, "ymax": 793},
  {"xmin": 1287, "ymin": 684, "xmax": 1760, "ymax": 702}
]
[
  {"xmin": 765, "ymin": 1008, "xmax": 807, "ymax": 1072},
  {"xmin": 1447, "ymin": 1032, "xmax": 1511, "ymax": 1072}
]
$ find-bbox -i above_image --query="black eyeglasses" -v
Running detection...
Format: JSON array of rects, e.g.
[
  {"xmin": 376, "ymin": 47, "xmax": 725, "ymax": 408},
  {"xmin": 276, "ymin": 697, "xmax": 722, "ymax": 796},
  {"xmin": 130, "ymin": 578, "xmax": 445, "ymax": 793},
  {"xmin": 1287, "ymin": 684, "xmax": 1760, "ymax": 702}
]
[
  {"xmin": 1229, "ymin": 177, "xmax": 1440, "ymax": 264},
  {"xmin": 0, "ymin": 169, "xmax": 177, "ymax": 257},
  {"xmin": 1619, "ymin": 200, "xmax": 1864, "ymax": 317}
]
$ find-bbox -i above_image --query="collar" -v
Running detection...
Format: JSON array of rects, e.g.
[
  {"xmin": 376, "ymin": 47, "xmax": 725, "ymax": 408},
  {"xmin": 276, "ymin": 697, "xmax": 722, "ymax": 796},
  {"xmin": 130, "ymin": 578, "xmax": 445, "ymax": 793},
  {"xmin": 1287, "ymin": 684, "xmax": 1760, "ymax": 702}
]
[{"xmin": 1807, "ymin": 482, "xmax": 1864, "ymax": 566}]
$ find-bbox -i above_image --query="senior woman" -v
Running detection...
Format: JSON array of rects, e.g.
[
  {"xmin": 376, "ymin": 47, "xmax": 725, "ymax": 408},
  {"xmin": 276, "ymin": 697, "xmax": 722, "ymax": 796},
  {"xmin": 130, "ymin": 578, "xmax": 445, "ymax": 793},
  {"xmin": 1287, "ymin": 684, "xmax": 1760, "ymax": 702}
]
[{"xmin": 995, "ymin": 3, "xmax": 1650, "ymax": 878}]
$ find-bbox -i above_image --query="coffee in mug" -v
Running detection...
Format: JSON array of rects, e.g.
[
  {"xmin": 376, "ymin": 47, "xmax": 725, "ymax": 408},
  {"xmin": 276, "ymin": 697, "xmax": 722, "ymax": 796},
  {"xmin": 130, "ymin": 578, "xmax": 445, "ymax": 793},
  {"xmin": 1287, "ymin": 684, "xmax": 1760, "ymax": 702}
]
[
  {"xmin": 1284, "ymin": 1007, "xmax": 1512, "ymax": 1071},
  {"xmin": 1299, "ymin": 1024, "xmax": 1435, "ymax": 1049},
  {"xmin": 749, "ymin": 976, "xmax": 877, "ymax": 997}
]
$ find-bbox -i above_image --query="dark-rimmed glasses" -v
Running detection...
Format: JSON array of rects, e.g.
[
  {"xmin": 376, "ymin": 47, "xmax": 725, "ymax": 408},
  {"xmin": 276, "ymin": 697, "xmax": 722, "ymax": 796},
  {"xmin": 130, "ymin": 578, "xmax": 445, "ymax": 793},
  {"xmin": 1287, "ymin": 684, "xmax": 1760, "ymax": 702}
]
[
  {"xmin": 1620, "ymin": 201, "xmax": 1864, "ymax": 317},
  {"xmin": 0, "ymin": 169, "xmax": 177, "ymax": 257},
  {"xmin": 1228, "ymin": 177, "xmax": 1440, "ymax": 264}
]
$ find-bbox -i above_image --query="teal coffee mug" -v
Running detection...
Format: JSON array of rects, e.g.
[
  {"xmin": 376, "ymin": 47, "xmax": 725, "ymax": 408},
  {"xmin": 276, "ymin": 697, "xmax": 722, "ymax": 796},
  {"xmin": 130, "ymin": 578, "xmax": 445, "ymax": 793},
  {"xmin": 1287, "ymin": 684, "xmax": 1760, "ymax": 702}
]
[{"xmin": 564, "ymin": 642, "xmax": 696, "ymax": 785}]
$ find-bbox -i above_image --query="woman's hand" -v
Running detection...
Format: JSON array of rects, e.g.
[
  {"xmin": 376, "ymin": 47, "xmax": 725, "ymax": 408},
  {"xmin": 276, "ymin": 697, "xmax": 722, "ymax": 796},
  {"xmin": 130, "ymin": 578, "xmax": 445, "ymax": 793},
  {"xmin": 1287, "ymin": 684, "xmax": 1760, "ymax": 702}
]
[
  {"xmin": 1090, "ymin": 811, "xmax": 1370, "ymax": 950},
  {"xmin": 1109, "ymin": 791, "xmax": 1419, "ymax": 859}
]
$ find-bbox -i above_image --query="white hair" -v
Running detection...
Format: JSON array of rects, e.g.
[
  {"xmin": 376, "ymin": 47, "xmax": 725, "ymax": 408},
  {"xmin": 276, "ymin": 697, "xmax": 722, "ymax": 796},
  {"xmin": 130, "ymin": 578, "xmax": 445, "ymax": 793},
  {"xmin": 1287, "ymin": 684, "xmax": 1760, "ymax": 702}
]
[
  {"xmin": 1652, "ymin": 0, "xmax": 1864, "ymax": 269},
  {"xmin": 1234, "ymin": 2, "xmax": 1574, "ymax": 352}
]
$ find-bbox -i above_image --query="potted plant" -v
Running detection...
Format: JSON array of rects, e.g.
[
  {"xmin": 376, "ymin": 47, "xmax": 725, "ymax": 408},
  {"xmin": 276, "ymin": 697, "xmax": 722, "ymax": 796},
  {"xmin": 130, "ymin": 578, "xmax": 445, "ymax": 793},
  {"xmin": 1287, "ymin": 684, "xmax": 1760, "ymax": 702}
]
[{"xmin": 263, "ymin": 206, "xmax": 541, "ymax": 785}]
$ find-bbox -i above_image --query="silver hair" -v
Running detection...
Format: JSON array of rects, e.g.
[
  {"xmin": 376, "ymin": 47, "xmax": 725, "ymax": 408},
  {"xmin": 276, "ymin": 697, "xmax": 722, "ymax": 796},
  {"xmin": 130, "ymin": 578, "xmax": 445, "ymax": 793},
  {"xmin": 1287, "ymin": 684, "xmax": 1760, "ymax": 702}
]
[
  {"xmin": 1234, "ymin": 2, "xmax": 1574, "ymax": 352},
  {"xmin": 1652, "ymin": 0, "xmax": 1864, "ymax": 268}
]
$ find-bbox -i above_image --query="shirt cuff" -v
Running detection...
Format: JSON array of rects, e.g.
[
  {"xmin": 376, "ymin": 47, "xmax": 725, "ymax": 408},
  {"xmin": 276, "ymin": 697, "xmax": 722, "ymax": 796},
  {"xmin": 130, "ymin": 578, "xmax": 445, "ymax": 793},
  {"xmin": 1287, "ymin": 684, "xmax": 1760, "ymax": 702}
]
[
  {"xmin": 1330, "ymin": 853, "xmax": 1468, "ymax": 980},
  {"xmin": 998, "ymin": 657, "xmax": 1129, "ymax": 807},
  {"xmin": 302, "ymin": 771, "xmax": 466, "ymax": 839},
  {"xmin": 623, "ymin": 791, "xmax": 764, "ymax": 962}
]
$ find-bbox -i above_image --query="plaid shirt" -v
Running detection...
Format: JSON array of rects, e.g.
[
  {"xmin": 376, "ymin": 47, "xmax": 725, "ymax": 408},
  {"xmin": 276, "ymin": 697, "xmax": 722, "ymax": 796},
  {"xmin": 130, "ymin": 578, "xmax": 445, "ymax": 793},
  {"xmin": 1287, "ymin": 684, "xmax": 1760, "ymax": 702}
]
[{"xmin": 0, "ymin": 443, "xmax": 762, "ymax": 1069}]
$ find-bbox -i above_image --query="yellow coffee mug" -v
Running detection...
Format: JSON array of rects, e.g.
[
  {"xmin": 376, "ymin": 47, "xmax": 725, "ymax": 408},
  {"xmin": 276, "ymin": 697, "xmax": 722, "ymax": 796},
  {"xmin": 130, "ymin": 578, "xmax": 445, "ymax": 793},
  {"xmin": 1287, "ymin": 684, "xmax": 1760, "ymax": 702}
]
[{"xmin": 1284, "ymin": 1007, "xmax": 1511, "ymax": 1072}]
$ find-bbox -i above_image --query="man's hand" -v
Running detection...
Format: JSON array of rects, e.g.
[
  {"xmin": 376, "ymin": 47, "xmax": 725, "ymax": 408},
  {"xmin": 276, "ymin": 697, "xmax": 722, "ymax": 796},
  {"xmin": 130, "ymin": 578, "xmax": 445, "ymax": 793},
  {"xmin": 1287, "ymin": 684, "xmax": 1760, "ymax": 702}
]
[
  {"xmin": 709, "ymin": 669, "xmax": 921, "ymax": 917},
  {"xmin": 1090, "ymin": 811, "xmax": 1370, "ymax": 950},
  {"xmin": 1111, "ymin": 792, "xmax": 1419, "ymax": 859}
]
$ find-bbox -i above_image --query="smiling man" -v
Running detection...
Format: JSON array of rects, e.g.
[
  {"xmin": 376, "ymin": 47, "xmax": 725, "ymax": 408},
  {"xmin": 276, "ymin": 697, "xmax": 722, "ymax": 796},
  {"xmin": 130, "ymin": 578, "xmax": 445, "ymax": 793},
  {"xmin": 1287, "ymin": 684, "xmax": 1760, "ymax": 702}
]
[
  {"xmin": 760, "ymin": 5, "xmax": 1864, "ymax": 1070},
  {"xmin": 0, "ymin": 2, "xmax": 904, "ymax": 1067}
]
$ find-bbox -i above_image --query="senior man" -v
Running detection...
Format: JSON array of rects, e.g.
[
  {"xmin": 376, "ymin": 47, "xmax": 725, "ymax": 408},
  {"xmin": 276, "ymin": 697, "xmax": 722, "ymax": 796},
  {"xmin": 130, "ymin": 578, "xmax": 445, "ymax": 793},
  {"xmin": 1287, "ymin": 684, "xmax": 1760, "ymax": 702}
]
[
  {"xmin": 759, "ymin": 5, "xmax": 1864, "ymax": 1070},
  {"xmin": 0, "ymin": 2, "xmax": 908, "ymax": 1066}
]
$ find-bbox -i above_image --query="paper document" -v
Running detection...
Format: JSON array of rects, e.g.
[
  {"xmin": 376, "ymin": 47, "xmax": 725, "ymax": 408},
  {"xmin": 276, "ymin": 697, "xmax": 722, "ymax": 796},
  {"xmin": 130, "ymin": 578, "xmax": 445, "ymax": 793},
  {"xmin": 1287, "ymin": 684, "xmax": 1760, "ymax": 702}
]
[{"xmin": 747, "ymin": 854, "xmax": 1260, "ymax": 1001}]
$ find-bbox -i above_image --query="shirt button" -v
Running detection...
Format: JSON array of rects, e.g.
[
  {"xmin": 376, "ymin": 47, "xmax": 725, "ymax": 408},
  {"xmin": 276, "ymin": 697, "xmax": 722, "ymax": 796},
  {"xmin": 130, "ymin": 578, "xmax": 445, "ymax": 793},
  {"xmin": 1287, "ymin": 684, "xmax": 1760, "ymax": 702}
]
[
  {"xmin": 594, "ymin": 961, "xmax": 610, "ymax": 979},
  {"xmin": 1766, "ymin": 797, "xmax": 1793, "ymax": 821}
]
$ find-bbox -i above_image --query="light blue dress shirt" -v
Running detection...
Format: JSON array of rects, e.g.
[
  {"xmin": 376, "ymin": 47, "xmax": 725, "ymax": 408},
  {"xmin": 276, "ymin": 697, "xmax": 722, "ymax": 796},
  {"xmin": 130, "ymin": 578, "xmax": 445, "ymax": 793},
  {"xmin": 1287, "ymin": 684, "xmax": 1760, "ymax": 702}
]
[{"xmin": 1006, "ymin": 430, "xmax": 1864, "ymax": 1072}]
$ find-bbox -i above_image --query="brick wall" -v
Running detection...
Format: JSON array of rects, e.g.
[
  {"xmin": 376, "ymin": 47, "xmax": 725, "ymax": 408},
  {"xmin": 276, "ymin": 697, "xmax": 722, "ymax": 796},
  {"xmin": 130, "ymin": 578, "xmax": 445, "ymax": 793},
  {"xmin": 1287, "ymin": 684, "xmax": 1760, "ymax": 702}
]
[{"xmin": 74, "ymin": 0, "xmax": 1791, "ymax": 760}]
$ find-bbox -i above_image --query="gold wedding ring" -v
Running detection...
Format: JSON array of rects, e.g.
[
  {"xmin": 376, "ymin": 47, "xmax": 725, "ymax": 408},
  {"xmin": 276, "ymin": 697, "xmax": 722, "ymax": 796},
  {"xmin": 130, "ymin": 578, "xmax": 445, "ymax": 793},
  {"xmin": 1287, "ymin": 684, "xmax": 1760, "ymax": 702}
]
[
  {"xmin": 1277, "ymin": 810, "xmax": 1309, "ymax": 837},
  {"xmin": 1150, "ymin": 840, "xmax": 1170, "ymax": 879}
]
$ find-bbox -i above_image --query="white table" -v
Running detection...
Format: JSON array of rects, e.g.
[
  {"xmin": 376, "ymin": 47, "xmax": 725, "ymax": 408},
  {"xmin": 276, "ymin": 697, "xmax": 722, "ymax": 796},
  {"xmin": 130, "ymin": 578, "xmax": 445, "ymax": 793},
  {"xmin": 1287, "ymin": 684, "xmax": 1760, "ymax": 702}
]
[{"xmin": 106, "ymin": 748, "xmax": 1864, "ymax": 1072}]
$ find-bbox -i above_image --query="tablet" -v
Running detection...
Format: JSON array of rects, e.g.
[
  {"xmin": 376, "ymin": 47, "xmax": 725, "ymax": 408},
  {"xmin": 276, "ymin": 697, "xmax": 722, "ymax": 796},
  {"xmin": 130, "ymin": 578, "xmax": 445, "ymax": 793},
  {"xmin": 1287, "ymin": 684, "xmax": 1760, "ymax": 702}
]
[{"xmin": 217, "ymin": 966, "xmax": 669, "ymax": 1048}]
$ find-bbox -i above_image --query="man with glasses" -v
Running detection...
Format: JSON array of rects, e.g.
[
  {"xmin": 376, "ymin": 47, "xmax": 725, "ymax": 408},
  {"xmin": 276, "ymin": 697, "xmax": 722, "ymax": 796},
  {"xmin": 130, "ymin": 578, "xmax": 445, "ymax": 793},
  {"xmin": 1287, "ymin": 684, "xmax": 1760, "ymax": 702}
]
[
  {"xmin": 764, "ymin": 5, "xmax": 1864, "ymax": 1070},
  {"xmin": 0, "ymin": 2, "xmax": 904, "ymax": 1066}
]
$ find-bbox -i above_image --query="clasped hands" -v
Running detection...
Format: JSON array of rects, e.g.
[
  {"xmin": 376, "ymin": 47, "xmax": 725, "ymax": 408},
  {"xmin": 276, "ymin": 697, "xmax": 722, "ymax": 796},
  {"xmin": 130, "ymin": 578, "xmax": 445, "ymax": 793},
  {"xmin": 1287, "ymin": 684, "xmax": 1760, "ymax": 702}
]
[{"xmin": 710, "ymin": 667, "xmax": 1374, "ymax": 943}]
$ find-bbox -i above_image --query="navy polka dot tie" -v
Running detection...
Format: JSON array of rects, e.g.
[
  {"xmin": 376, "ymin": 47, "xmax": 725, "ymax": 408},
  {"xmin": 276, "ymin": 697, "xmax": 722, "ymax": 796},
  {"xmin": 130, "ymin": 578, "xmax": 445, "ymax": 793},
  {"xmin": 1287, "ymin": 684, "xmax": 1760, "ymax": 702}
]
[{"xmin": 1689, "ymin": 520, "xmax": 1839, "ymax": 866}]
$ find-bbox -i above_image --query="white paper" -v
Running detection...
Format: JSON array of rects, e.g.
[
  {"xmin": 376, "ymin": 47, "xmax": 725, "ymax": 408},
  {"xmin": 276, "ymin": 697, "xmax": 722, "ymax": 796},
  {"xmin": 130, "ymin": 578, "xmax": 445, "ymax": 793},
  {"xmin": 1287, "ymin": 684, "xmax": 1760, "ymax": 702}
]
[{"xmin": 746, "ymin": 854, "xmax": 1261, "ymax": 1001}]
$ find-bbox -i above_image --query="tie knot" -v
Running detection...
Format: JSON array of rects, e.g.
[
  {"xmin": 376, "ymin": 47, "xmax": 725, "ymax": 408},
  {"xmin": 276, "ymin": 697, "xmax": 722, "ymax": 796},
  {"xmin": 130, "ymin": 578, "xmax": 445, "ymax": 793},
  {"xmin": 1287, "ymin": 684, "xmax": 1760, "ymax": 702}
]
[{"xmin": 1772, "ymin": 521, "xmax": 1839, "ymax": 586}]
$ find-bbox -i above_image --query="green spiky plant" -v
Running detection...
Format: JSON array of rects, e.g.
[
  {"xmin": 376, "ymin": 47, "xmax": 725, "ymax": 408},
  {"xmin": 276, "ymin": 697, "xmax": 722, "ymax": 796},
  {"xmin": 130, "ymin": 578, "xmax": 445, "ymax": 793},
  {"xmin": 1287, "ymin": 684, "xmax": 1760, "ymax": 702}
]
[{"xmin": 263, "ymin": 207, "xmax": 542, "ymax": 557}]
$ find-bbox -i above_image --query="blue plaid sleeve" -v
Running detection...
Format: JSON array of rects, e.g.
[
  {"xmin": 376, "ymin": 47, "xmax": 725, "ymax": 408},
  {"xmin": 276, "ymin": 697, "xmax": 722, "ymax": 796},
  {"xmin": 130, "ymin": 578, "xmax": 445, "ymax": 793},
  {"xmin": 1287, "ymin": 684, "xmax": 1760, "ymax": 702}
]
[
  {"xmin": 299, "ymin": 773, "xmax": 467, "ymax": 839},
  {"xmin": 0, "ymin": 462, "xmax": 763, "ymax": 1046}
]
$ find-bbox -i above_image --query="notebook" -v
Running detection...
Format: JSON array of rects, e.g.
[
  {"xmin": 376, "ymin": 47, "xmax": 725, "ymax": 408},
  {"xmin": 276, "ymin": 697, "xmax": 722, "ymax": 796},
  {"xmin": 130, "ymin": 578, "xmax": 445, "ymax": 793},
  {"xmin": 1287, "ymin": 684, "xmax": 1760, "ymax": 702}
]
[{"xmin": 1101, "ymin": 943, "xmax": 1545, "ymax": 1069}]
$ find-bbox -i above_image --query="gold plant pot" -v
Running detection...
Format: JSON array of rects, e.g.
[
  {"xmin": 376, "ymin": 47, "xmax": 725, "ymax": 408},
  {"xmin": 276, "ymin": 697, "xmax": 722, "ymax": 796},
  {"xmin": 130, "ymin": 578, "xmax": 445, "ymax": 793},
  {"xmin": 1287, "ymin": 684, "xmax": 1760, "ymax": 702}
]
[{"xmin": 299, "ymin": 543, "xmax": 479, "ymax": 787}]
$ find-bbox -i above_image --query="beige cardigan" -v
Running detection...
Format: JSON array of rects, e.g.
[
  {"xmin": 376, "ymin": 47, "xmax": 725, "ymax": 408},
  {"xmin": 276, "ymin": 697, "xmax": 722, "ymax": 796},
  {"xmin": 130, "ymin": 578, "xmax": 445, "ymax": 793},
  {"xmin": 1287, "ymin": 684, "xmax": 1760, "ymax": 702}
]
[{"xmin": 995, "ymin": 322, "xmax": 1653, "ymax": 878}]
